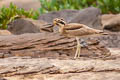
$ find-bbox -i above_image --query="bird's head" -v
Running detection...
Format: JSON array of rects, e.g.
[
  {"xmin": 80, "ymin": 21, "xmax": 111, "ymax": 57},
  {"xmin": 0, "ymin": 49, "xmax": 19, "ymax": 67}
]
[{"xmin": 53, "ymin": 18, "xmax": 66, "ymax": 27}]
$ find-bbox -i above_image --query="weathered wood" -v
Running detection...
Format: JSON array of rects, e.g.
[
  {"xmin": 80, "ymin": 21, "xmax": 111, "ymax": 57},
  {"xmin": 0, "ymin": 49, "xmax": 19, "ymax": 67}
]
[
  {"xmin": 0, "ymin": 32, "xmax": 110, "ymax": 58},
  {"xmin": 0, "ymin": 53, "xmax": 120, "ymax": 78}
]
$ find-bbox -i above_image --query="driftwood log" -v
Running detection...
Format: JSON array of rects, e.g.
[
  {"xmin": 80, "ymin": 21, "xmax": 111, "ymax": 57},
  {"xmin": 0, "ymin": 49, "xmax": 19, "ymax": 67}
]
[{"xmin": 0, "ymin": 32, "xmax": 110, "ymax": 59}]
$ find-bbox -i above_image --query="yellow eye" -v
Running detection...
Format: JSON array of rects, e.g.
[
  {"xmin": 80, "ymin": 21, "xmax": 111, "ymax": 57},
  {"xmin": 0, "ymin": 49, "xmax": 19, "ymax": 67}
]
[
  {"xmin": 58, "ymin": 20, "xmax": 61, "ymax": 22},
  {"xmin": 60, "ymin": 18, "xmax": 64, "ymax": 20}
]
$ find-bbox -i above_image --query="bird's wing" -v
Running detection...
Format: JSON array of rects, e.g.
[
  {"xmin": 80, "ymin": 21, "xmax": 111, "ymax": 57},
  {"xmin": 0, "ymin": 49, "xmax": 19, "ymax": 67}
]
[
  {"xmin": 64, "ymin": 23, "xmax": 84, "ymax": 30},
  {"xmin": 64, "ymin": 24, "xmax": 104, "ymax": 36}
]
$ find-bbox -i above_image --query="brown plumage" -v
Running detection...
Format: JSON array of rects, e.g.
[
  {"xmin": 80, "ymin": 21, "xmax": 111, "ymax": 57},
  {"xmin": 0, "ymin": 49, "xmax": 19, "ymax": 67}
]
[{"xmin": 53, "ymin": 18, "xmax": 107, "ymax": 59}]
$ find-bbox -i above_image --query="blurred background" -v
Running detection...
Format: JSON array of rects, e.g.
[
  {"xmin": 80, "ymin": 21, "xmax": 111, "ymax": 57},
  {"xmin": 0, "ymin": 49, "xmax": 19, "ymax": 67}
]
[
  {"xmin": 39, "ymin": 0, "xmax": 120, "ymax": 14},
  {"xmin": 0, "ymin": 0, "xmax": 120, "ymax": 29}
]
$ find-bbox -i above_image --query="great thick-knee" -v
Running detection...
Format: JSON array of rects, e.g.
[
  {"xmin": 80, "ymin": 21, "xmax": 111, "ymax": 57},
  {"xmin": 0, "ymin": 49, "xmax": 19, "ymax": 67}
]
[{"xmin": 53, "ymin": 18, "xmax": 107, "ymax": 59}]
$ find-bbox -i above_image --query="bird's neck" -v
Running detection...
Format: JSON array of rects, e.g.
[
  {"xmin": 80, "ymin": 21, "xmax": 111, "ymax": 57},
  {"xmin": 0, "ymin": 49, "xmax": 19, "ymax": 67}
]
[{"xmin": 56, "ymin": 23, "xmax": 66, "ymax": 34}]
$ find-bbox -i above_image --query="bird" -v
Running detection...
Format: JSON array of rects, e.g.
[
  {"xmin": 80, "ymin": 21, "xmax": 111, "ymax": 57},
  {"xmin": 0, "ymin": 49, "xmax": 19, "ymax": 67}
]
[{"xmin": 53, "ymin": 18, "xmax": 107, "ymax": 59}]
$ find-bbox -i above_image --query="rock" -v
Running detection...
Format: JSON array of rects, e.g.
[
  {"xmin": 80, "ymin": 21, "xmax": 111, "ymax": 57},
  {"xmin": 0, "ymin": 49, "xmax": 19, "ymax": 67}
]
[
  {"xmin": 39, "ymin": 7, "xmax": 102, "ymax": 30},
  {"xmin": 98, "ymin": 33, "xmax": 120, "ymax": 48},
  {"xmin": 0, "ymin": 33, "xmax": 110, "ymax": 58},
  {"xmin": 4, "ymin": 72, "xmax": 120, "ymax": 80},
  {"xmin": 7, "ymin": 18, "xmax": 53, "ymax": 35},
  {"xmin": 0, "ymin": 78, "xmax": 7, "ymax": 80},
  {"xmin": 0, "ymin": 30, "xmax": 11, "ymax": 35},
  {"xmin": 102, "ymin": 14, "xmax": 116, "ymax": 25},
  {"xmin": 102, "ymin": 14, "xmax": 120, "ymax": 32},
  {"xmin": 109, "ymin": 48, "xmax": 120, "ymax": 57},
  {"xmin": 45, "ymin": 72, "xmax": 120, "ymax": 80},
  {"xmin": 0, "ymin": 51, "xmax": 120, "ymax": 80},
  {"xmin": 69, "ymin": 7, "xmax": 102, "ymax": 30},
  {"xmin": 0, "ymin": 0, "xmax": 40, "ymax": 10},
  {"xmin": 39, "ymin": 9, "xmax": 79, "ymax": 23},
  {"xmin": 6, "ymin": 7, "xmax": 102, "ymax": 34}
]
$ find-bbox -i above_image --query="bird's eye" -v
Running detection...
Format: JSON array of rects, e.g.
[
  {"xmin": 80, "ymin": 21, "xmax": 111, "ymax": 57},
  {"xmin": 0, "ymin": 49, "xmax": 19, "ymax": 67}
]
[
  {"xmin": 58, "ymin": 20, "xmax": 61, "ymax": 22},
  {"xmin": 60, "ymin": 18, "xmax": 64, "ymax": 20}
]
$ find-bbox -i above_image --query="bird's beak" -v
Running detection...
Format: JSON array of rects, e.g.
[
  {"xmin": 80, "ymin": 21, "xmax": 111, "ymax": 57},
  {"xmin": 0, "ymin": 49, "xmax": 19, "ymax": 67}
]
[
  {"xmin": 53, "ymin": 21, "xmax": 57, "ymax": 26},
  {"xmin": 43, "ymin": 23, "xmax": 53, "ymax": 26}
]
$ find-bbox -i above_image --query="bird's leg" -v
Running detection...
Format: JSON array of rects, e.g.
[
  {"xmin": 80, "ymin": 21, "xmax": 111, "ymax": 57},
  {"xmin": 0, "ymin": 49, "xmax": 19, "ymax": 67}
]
[
  {"xmin": 74, "ymin": 37, "xmax": 81, "ymax": 59},
  {"xmin": 74, "ymin": 45, "xmax": 78, "ymax": 59},
  {"xmin": 77, "ymin": 38, "xmax": 81, "ymax": 58}
]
